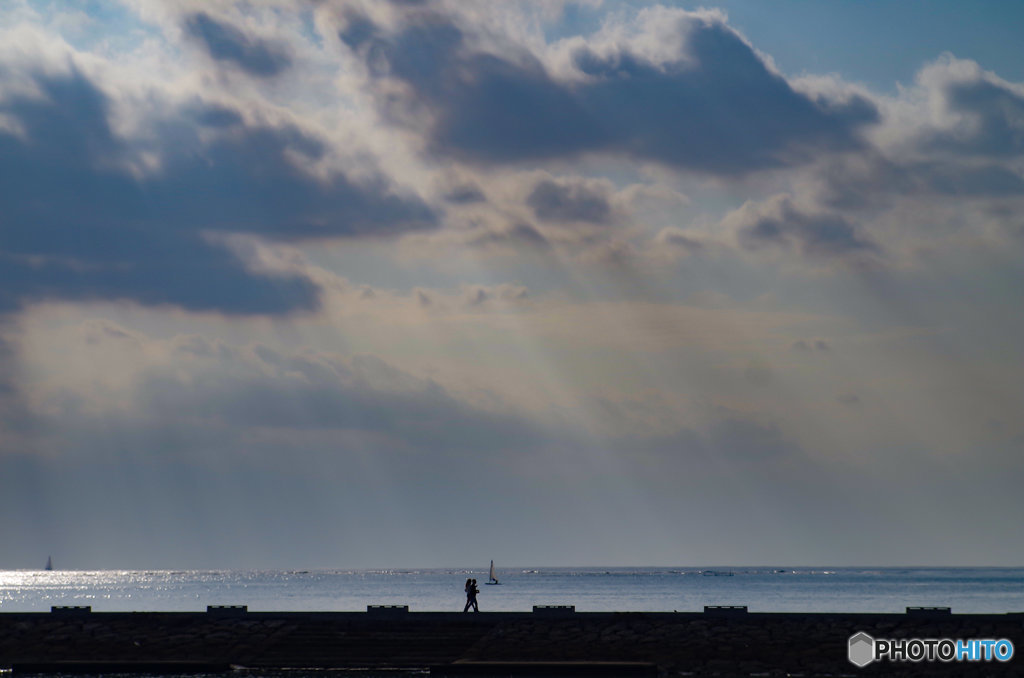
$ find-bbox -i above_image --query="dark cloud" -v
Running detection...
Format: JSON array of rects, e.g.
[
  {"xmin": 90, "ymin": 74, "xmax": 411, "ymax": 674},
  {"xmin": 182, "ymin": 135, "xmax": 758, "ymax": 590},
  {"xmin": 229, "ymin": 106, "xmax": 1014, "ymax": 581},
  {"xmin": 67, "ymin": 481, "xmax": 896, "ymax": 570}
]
[
  {"xmin": 0, "ymin": 68, "xmax": 435, "ymax": 315},
  {"xmin": 337, "ymin": 12, "xmax": 379, "ymax": 50},
  {"xmin": 527, "ymin": 179, "xmax": 611, "ymax": 223},
  {"xmin": 921, "ymin": 162, "xmax": 1024, "ymax": 196},
  {"xmin": 191, "ymin": 103, "xmax": 244, "ymax": 128},
  {"xmin": 819, "ymin": 155, "xmax": 1024, "ymax": 212},
  {"xmin": 82, "ymin": 320, "xmax": 137, "ymax": 345},
  {"xmin": 444, "ymin": 184, "xmax": 486, "ymax": 204},
  {"xmin": 657, "ymin": 229, "xmax": 706, "ymax": 254},
  {"xmin": 0, "ymin": 240, "xmax": 320, "ymax": 316},
  {"xmin": 184, "ymin": 12, "xmax": 292, "ymax": 77},
  {"xmin": 816, "ymin": 70, "xmax": 1024, "ymax": 212},
  {"xmin": 352, "ymin": 14, "xmax": 878, "ymax": 174},
  {"xmin": 738, "ymin": 196, "xmax": 878, "ymax": 259},
  {"xmin": 468, "ymin": 223, "xmax": 550, "ymax": 249},
  {"xmin": 931, "ymin": 77, "xmax": 1024, "ymax": 158}
]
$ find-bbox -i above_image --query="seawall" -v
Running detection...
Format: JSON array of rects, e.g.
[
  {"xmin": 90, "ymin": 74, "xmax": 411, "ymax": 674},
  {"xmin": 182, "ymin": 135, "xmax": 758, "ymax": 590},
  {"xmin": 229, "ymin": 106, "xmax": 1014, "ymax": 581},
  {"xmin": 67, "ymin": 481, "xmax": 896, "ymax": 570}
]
[{"xmin": 2, "ymin": 605, "xmax": 1022, "ymax": 676}]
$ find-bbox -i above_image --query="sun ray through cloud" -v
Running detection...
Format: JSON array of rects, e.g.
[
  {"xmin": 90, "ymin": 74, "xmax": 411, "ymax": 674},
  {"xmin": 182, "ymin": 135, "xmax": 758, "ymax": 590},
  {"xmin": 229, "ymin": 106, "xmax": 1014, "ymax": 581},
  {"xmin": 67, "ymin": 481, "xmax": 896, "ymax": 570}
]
[{"xmin": 1, "ymin": 0, "xmax": 1022, "ymax": 569}]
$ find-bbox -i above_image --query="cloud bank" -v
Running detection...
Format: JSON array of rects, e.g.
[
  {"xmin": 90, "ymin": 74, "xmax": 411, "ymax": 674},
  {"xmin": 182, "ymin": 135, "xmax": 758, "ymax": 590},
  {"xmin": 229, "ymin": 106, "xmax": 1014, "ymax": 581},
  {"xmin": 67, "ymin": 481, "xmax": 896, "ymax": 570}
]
[
  {"xmin": 343, "ymin": 8, "xmax": 878, "ymax": 174},
  {"xmin": 0, "ymin": 57, "xmax": 434, "ymax": 315},
  {"xmin": 1, "ymin": 2, "xmax": 1023, "ymax": 568}
]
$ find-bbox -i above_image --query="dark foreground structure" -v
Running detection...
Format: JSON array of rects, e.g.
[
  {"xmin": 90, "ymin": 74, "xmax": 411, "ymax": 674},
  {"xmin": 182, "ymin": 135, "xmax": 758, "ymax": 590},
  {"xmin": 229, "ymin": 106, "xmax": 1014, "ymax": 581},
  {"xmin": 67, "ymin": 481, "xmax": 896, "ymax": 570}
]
[{"xmin": 2, "ymin": 605, "xmax": 1022, "ymax": 676}]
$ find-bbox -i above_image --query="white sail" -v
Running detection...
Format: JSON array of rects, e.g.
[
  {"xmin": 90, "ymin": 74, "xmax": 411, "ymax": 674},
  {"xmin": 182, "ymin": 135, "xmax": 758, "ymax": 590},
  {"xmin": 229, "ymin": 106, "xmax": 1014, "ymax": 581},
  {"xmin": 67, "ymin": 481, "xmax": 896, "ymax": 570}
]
[{"xmin": 487, "ymin": 559, "xmax": 500, "ymax": 584}]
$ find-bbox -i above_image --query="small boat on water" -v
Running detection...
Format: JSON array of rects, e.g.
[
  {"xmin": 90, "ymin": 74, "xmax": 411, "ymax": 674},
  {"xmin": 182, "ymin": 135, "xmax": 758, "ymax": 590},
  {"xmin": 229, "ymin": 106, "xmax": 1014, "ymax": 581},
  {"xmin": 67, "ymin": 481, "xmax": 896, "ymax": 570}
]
[
  {"xmin": 44, "ymin": 556, "xmax": 53, "ymax": 571},
  {"xmin": 485, "ymin": 559, "xmax": 501, "ymax": 585}
]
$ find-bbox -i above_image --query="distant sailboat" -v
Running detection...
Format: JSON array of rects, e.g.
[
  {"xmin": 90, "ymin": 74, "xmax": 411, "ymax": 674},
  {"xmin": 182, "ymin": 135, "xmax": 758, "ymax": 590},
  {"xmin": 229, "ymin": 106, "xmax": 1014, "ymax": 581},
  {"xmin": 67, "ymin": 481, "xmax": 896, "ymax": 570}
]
[
  {"xmin": 44, "ymin": 556, "xmax": 53, "ymax": 571},
  {"xmin": 486, "ymin": 559, "xmax": 501, "ymax": 585}
]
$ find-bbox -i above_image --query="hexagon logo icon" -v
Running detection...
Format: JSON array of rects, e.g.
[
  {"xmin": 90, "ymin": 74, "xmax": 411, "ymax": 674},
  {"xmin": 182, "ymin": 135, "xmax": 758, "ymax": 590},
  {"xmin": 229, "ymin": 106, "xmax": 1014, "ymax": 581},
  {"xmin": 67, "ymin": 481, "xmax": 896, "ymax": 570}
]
[{"xmin": 848, "ymin": 631, "xmax": 875, "ymax": 667}]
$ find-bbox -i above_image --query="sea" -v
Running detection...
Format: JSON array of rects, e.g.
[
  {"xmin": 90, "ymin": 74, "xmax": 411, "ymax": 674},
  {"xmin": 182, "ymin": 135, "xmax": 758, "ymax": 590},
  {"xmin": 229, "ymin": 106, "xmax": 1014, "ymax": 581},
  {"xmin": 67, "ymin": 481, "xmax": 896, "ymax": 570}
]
[{"xmin": 2, "ymin": 566, "xmax": 1023, "ymax": 614}]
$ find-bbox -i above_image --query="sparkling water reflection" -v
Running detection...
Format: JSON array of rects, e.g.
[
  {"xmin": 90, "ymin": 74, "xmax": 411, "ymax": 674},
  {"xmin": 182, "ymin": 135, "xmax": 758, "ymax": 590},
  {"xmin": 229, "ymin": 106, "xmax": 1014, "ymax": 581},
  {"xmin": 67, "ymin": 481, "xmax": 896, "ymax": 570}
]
[
  {"xmin": 9, "ymin": 673, "xmax": 426, "ymax": 678},
  {"xmin": 1, "ymin": 567, "xmax": 1023, "ymax": 613}
]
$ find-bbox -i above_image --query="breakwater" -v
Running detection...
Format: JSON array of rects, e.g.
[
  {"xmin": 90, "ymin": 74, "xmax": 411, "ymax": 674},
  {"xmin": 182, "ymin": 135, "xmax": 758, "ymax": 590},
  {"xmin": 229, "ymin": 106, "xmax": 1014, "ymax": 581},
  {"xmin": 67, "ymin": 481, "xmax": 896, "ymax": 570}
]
[{"xmin": 1, "ymin": 605, "xmax": 1022, "ymax": 676}]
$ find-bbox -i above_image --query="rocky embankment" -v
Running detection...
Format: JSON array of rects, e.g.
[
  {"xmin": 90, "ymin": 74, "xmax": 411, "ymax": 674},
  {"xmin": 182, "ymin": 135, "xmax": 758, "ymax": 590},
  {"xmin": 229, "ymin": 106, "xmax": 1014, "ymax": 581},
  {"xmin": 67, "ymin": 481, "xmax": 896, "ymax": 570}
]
[{"xmin": 1, "ymin": 606, "xmax": 1021, "ymax": 676}]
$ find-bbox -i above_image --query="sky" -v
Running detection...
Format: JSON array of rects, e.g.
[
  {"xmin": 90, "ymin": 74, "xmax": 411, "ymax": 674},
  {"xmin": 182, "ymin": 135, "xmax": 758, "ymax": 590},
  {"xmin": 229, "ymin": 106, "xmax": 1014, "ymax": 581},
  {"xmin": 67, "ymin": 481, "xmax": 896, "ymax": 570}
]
[{"xmin": 1, "ymin": 0, "xmax": 1023, "ymax": 570}]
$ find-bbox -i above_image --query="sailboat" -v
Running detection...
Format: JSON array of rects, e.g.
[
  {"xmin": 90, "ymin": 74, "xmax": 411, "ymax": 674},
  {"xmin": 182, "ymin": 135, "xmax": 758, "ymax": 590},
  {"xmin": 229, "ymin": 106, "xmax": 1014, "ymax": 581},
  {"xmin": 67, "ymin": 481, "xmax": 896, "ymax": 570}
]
[
  {"xmin": 486, "ymin": 559, "xmax": 501, "ymax": 585},
  {"xmin": 44, "ymin": 556, "xmax": 53, "ymax": 571}
]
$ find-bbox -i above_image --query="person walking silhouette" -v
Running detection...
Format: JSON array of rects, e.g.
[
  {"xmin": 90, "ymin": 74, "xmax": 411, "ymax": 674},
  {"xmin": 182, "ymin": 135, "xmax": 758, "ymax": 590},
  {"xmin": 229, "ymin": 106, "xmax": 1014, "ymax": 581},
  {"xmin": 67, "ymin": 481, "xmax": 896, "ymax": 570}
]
[{"xmin": 463, "ymin": 578, "xmax": 479, "ymax": 612}]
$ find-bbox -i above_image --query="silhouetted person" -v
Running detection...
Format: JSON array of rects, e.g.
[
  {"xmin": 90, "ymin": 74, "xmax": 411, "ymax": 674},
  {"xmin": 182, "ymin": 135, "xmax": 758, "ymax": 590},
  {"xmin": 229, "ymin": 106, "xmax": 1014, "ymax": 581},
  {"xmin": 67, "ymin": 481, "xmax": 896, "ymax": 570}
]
[{"xmin": 463, "ymin": 578, "xmax": 479, "ymax": 612}]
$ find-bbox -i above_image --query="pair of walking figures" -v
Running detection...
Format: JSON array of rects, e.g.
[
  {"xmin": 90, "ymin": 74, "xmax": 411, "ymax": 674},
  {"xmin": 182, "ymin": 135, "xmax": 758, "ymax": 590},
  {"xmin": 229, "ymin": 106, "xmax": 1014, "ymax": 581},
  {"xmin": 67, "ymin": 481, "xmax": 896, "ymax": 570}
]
[{"xmin": 463, "ymin": 578, "xmax": 479, "ymax": 612}]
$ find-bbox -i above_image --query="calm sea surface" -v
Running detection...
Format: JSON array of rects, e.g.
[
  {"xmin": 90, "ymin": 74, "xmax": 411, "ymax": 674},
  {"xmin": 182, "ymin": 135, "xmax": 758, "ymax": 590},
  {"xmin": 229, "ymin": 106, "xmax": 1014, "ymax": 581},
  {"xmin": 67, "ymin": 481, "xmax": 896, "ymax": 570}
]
[{"xmin": 2, "ymin": 566, "xmax": 1022, "ymax": 614}]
